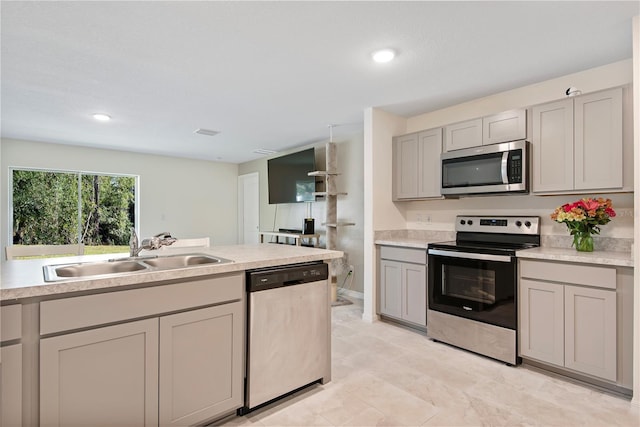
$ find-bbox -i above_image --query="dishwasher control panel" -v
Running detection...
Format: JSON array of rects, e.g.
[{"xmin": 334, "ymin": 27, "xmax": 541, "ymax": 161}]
[{"xmin": 246, "ymin": 261, "xmax": 328, "ymax": 292}]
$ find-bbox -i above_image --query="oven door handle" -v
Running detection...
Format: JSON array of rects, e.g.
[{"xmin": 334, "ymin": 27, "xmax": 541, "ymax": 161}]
[{"xmin": 428, "ymin": 249, "xmax": 512, "ymax": 263}]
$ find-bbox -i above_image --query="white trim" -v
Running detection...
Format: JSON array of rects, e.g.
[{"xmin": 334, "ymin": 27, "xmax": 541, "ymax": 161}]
[{"xmin": 631, "ymin": 14, "xmax": 639, "ymax": 408}]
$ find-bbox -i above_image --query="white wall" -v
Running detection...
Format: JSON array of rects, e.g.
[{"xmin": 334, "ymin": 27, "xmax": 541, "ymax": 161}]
[
  {"xmin": 1, "ymin": 138, "xmax": 239, "ymax": 248},
  {"xmin": 363, "ymin": 107, "xmax": 408, "ymax": 321},
  {"xmin": 238, "ymin": 133, "xmax": 365, "ymax": 295}
]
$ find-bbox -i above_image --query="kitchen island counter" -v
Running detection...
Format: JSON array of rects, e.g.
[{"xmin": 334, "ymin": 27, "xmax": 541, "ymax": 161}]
[{"xmin": 1, "ymin": 243, "xmax": 343, "ymax": 302}]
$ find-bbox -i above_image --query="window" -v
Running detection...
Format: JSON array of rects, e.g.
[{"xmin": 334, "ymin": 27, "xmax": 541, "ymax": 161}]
[{"xmin": 10, "ymin": 168, "xmax": 138, "ymax": 254}]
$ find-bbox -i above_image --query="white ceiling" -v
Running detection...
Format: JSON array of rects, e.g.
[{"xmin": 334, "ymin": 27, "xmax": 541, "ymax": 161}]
[{"xmin": 1, "ymin": 1, "xmax": 638, "ymax": 164}]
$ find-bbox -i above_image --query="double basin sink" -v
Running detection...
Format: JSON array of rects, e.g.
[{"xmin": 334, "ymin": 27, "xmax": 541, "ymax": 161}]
[{"xmin": 43, "ymin": 253, "xmax": 232, "ymax": 282}]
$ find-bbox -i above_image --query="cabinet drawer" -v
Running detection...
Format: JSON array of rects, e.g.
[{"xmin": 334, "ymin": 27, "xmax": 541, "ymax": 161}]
[
  {"xmin": 41, "ymin": 273, "xmax": 243, "ymax": 335},
  {"xmin": 380, "ymin": 246, "xmax": 426, "ymax": 264},
  {"xmin": 1, "ymin": 304, "xmax": 22, "ymax": 342},
  {"xmin": 520, "ymin": 260, "xmax": 615, "ymax": 290}
]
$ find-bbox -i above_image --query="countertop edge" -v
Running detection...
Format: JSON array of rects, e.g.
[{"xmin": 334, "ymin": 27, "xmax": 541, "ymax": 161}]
[
  {"xmin": 515, "ymin": 247, "xmax": 633, "ymax": 268},
  {"xmin": 1, "ymin": 244, "xmax": 344, "ymax": 302},
  {"xmin": 374, "ymin": 239, "xmax": 633, "ymax": 268}
]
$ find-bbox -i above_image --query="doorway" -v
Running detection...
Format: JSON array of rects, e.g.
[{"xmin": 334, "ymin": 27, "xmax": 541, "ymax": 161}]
[{"xmin": 238, "ymin": 172, "xmax": 260, "ymax": 244}]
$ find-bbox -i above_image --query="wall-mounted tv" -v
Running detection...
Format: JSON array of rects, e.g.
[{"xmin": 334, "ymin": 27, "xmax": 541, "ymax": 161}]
[{"xmin": 268, "ymin": 148, "xmax": 316, "ymax": 204}]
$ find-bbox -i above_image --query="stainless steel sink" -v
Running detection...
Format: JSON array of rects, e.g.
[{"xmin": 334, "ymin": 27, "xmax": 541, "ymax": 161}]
[
  {"xmin": 43, "ymin": 253, "xmax": 232, "ymax": 282},
  {"xmin": 43, "ymin": 259, "xmax": 149, "ymax": 281},
  {"xmin": 142, "ymin": 254, "xmax": 229, "ymax": 269}
]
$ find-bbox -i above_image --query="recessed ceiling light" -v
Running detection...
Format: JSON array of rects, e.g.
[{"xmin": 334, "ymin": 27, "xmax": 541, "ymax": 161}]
[
  {"xmin": 372, "ymin": 48, "xmax": 396, "ymax": 63},
  {"xmin": 92, "ymin": 113, "xmax": 111, "ymax": 121}
]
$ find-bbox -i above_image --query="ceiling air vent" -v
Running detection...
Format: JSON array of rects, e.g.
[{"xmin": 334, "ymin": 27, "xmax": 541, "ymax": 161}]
[
  {"xmin": 193, "ymin": 128, "xmax": 220, "ymax": 137},
  {"xmin": 253, "ymin": 148, "xmax": 278, "ymax": 155}
]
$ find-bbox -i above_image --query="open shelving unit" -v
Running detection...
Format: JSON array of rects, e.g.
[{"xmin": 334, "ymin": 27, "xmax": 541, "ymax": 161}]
[{"xmin": 308, "ymin": 140, "xmax": 354, "ymax": 303}]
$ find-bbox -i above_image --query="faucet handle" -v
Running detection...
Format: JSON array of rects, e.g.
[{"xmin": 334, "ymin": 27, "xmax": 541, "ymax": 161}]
[{"xmin": 153, "ymin": 231, "xmax": 172, "ymax": 239}]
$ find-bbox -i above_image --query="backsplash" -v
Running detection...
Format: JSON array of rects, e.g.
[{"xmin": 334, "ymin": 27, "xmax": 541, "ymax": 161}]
[
  {"xmin": 374, "ymin": 229, "xmax": 454, "ymax": 242},
  {"xmin": 375, "ymin": 229, "xmax": 632, "ymax": 253},
  {"xmin": 542, "ymin": 235, "xmax": 633, "ymax": 252}
]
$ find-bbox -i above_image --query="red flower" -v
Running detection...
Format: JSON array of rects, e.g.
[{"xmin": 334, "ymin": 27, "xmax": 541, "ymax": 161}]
[{"xmin": 605, "ymin": 207, "xmax": 616, "ymax": 218}]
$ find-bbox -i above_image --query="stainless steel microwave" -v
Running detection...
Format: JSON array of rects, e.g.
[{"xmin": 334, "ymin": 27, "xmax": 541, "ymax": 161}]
[{"xmin": 441, "ymin": 140, "xmax": 529, "ymax": 196}]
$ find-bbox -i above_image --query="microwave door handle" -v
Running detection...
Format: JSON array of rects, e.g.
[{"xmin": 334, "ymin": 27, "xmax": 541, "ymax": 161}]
[
  {"xmin": 501, "ymin": 151, "xmax": 509, "ymax": 184},
  {"xmin": 428, "ymin": 249, "xmax": 512, "ymax": 263}
]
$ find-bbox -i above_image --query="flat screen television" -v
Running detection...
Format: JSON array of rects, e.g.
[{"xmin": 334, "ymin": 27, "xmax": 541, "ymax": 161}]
[{"xmin": 268, "ymin": 148, "xmax": 316, "ymax": 204}]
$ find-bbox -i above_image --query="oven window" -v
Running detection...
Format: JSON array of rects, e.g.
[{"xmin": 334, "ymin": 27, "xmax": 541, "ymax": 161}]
[
  {"xmin": 428, "ymin": 253, "xmax": 517, "ymax": 329},
  {"xmin": 442, "ymin": 265, "xmax": 496, "ymax": 304}
]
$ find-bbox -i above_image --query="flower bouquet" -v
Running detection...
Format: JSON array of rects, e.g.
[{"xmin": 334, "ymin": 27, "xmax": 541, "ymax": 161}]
[{"xmin": 550, "ymin": 197, "xmax": 616, "ymax": 252}]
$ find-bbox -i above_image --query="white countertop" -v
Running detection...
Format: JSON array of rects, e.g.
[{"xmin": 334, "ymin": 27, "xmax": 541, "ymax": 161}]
[
  {"xmin": 0, "ymin": 244, "xmax": 343, "ymax": 302},
  {"xmin": 375, "ymin": 237, "xmax": 633, "ymax": 268},
  {"xmin": 515, "ymin": 246, "xmax": 633, "ymax": 268},
  {"xmin": 374, "ymin": 238, "xmax": 448, "ymax": 249}
]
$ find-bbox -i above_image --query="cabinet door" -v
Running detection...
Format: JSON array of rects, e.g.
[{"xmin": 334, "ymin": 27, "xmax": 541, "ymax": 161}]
[
  {"xmin": 1, "ymin": 344, "xmax": 22, "ymax": 427},
  {"xmin": 519, "ymin": 279, "xmax": 564, "ymax": 366},
  {"xmin": 574, "ymin": 87, "xmax": 623, "ymax": 190},
  {"xmin": 532, "ymin": 99, "xmax": 574, "ymax": 192},
  {"xmin": 444, "ymin": 118, "xmax": 482, "ymax": 151},
  {"xmin": 40, "ymin": 318, "xmax": 159, "ymax": 427},
  {"xmin": 482, "ymin": 109, "xmax": 526, "ymax": 145},
  {"xmin": 564, "ymin": 285, "xmax": 616, "ymax": 381},
  {"xmin": 402, "ymin": 263, "xmax": 427, "ymax": 326},
  {"xmin": 417, "ymin": 128, "xmax": 442, "ymax": 198},
  {"xmin": 159, "ymin": 302, "xmax": 243, "ymax": 426},
  {"xmin": 393, "ymin": 133, "xmax": 419, "ymax": 200},
  {"xmin": 379, "ymin": 259, "xmax": 403, "ymax": 319}
]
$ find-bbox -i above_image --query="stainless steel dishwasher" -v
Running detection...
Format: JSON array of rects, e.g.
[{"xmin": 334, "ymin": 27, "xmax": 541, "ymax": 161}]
[{"xmin": 241, "ymin": 261, "xmax": 329, "ymax": 413}]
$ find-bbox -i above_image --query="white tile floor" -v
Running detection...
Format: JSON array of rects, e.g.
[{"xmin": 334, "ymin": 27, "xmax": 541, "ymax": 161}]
[{"xmin": 218, "ymin": 298, "xmax": 640, "ymax": 426}]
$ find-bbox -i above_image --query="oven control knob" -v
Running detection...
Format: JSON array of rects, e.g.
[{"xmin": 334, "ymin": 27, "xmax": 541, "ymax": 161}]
[
  {"xmin": 467, "ymin": 220, "xmax": 473, "ymax": 225},
  {"xmin": 525, "ymin": 221, "xmax": 532, "ymax": 228},
  {"xmin": 460, "ymin": 219, "xmax": 466, "ymax": 225},
  {"xmin": 515, "ymin": 220, "xmax": 522, "ymax": 227}
]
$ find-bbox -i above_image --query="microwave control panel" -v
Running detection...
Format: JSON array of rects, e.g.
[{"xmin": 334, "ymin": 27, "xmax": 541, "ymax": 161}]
[{"xmin": 508, "ymin": 149, "xmax": 523, "ymax": 183}]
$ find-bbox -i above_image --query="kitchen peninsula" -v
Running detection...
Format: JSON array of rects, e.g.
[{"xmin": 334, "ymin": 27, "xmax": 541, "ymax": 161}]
[{"xmin": 0, "ymin": 243, "xmax": 342, "ymax": 426}]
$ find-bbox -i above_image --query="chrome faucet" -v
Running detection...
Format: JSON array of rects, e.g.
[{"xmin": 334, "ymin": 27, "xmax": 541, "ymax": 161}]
[{"xmin": 129, "ymin": 228, "xmax": 177, "ymax": 257}]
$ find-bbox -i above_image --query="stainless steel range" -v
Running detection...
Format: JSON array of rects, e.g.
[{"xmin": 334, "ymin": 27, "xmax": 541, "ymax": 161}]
[{"xmin": 427, "ymin": 215, "xmax": 540, "ymax": 365}]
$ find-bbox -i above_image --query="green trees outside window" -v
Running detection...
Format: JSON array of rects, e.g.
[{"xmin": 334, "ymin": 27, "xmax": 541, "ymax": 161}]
[{"xmin": 12, "ymin": 169, "xmax": 136, "ymax": 250}]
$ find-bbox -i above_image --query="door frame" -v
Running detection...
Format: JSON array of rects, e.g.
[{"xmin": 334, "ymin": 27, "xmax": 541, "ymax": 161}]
[{"xmin": 237, "ymin": 172, "xmax": 260, "ymax": 244}]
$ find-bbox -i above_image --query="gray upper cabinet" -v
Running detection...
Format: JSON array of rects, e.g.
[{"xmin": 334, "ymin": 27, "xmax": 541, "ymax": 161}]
[
  {"xmin": 574, "ymin": 88, "xmax": 623, "ymax": 190},
  {"xmin": 532, "ymin": 87, "xmax": 623, "ymax": 193},
  {"xmin": 393, "ymin": 133, "xmax": 419, "ymax": 200},
  {"xmin": 393, "ymin": 128, "xmax": 442, "ymax": 200},
  {"xmin": 444, "ymin": 109, "xmax": 526, "ymax": 152},
  {"xmin": 532, "ymin": 99, "xmax": 575, "ymax": 192},
  {"xmin": 482, "ymin": 109, "xmax": 527, "ymax": 145},
  {"xmin": 444, "ymin": 118, "xmax": 482, "ymax": 151}
]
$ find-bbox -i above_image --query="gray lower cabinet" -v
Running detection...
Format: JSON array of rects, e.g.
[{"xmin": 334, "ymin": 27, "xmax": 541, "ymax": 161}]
[
  {"xmin": 519, "ymin": 260, "xmax": 631, "ymax": 387},
  {"xmin": 379, "ymin": 246, "xmax": 427, "ymax": 327},
  {"xmin": 159, "ymin": 302, "xmax": 243, "ymax": 426},
  {"xmin": 40, "ymin": 319, "xmax": 160, "ymax": 426},
  {"xmin": 38, "ymin": 273, "xmax": 244, "ymax": 426},
  {"xmin": 1, "ymin": 304, "xmax": 22, "ymax": 427}
]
